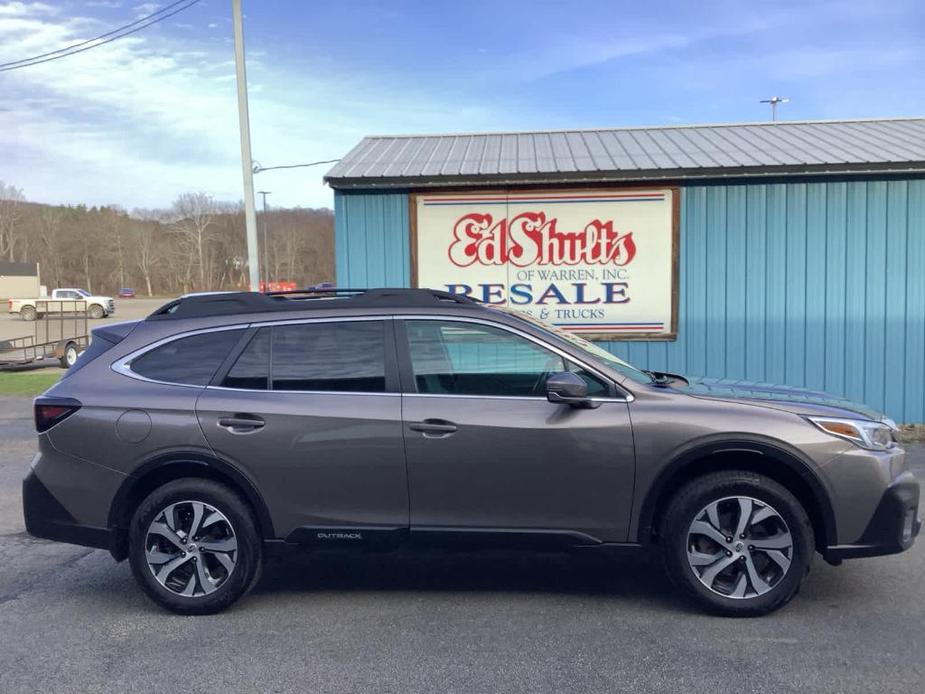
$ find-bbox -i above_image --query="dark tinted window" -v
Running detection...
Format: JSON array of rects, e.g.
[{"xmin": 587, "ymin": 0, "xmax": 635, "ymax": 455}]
[
  {"xmin": 222, "ymin": 329, "xmax": 269, "ymax": 390},
  {"xmin": 130, "ymin": 330, "xmax": 243, "ymax": 385},
  {"xmin": 271, "ymin": 321, "xmax": 386, "ymax": 392},
  {"xmin": 407, "ymin": 321, "xmax": 565, "ymax": 397}
]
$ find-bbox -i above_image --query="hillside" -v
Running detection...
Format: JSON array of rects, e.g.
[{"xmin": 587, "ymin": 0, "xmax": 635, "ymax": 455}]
[{"xmin": 0, "ymin": 193, "xmax": 333, "ymax": 296}]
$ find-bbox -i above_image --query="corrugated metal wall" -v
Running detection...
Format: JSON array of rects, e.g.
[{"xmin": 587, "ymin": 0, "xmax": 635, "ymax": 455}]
[{"xmin": 334, "ymin": 179, "xmax": 925, "ymax": 423}]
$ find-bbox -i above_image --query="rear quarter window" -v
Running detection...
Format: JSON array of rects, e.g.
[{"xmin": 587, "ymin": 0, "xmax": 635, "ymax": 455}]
[{"xmin": 129, "ymin": 329, "xmax": 244, "ymax": 386}]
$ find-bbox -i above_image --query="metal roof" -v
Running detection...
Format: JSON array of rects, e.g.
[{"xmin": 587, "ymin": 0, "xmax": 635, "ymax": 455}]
[{"xmin": 325, "ymin": 117, "xmax": 925, "ymax": 189}]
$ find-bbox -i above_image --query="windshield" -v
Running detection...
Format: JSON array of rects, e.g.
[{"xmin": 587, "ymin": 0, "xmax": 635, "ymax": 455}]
[
  {"xmin": 490, "ymin": 307, "xmax": 655, "ymax": 384},
  {"xmin": 75, "ymin": 289, "xmax": 91, "ymax": 297}
]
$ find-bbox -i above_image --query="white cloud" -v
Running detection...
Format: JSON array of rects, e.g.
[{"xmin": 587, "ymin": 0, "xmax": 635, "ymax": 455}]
[
  {"xmin": 0, "ymin": 2, "xmax": 57, "ymax": 17},
  {"xmin": 0, "ymin": 1, "xmax": 499, "ymax": 209}
]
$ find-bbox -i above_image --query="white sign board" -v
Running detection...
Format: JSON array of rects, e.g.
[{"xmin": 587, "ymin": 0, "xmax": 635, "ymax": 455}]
[{"xmin": 413, "ymin": 188, "xmax": 677, "ymax": 339}]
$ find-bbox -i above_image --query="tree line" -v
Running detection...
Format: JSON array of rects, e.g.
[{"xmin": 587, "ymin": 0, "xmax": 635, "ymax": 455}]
[{"xmin": 0, "ymin": 182, "xmax": 334, "ymax": 296}]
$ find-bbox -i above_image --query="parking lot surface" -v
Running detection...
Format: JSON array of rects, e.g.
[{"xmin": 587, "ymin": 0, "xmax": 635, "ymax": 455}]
[
  {"xmin": 0, "ymin": 395, "xmax": 922, "ymax": 693},
  {"xmin": 0, "ymin": 298, "xmax": 166, "ymax": 345}
]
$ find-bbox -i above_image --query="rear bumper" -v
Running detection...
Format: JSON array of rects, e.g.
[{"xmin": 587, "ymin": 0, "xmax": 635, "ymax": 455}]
[
  {"xmin": 22, "ymin": 470, "xmax": 115, "ymax": 552},
  {"xmin": 824, "ymin": 472, "xmax": 920, "ymax": 561}
]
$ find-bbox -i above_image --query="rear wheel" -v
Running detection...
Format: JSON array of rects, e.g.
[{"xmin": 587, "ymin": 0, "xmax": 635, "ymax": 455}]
[
  {"xmin": 20, "ymin": 306, "xmax": 37, "ymax": 321},
  {"xmin": 660, "ymin": 471, "xmax": 814, "ymax": 617},
  {"xmin": 128, "ymin": 478, "xmax": 261, "ymax": 615}
]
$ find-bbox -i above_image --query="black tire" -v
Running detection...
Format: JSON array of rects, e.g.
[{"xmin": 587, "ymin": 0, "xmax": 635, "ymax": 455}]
[
  {"xmin": 59, "ymin": 342, "xmax": 79, "ymax": 369},
  {"xmin": 88, "ymin": 304, "xmax": 105, "ymax": 319},
  {"xmin": 660, "ymin": 470, "xmax": 814, "ymax": 617},
  {"xmin": 20, "ymin": 306, "xmax": 37, "ymax": 321},
  {"xmin": 128, "ymin": 478, "xmax": 262, "ymax": 615}
]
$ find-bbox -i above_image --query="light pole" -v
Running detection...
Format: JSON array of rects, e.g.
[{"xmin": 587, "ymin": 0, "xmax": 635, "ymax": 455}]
[
  {"xmin": 258, "ymin": 191, "xmax": 271, "ymax": 290},
  {"xmin": 231, "ymin": 0, "xmax": 260, "ymax": 291},
  {"xmin": 760, "ymin": 96, "xmax": 790, "ymax": 121}
]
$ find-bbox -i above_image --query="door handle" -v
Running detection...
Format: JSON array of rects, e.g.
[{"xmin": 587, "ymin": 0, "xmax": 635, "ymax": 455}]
[
  {"xmin": 408, "ymin": 419, "xmax": 458, "ymax": 437},
  {"xmin": 218, "ymin": 415, "xmax": 265, "ymax": 433}
]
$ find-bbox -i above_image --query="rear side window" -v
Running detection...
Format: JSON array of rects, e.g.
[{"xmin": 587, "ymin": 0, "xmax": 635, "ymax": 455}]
[
  {"xmin": 222, "ymin": 329, "xmax": 270, "ymax": 390},
  {"xmin": 130, "ymin": 330, "xmax": 243, "ymax": 386},
  {"xmin": 271, "ymin": 321, "xmax": 386, "ymax": 392}
]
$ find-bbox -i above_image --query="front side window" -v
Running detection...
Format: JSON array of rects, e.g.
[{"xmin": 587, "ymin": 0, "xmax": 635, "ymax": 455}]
[
  {"xmin": 130, "ymin": 329, "xmax": 244, "ymax": 385},
  {"xmin": 406, "ymin": 320, "xmax": 607, "ymax": 397}
]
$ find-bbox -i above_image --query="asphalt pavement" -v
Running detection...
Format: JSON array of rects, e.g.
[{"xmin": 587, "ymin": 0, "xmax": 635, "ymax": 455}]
[{"xmin": 0, "ymin": 395, "xmax": 922, "ymax": 693}]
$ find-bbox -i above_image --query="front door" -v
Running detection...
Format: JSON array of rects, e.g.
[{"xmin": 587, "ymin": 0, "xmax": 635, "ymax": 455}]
[
  {"xmin": 398, "ymin": 318, "xmax": 635, "ymax": 544},
  {"xmin": 196, "ymin": 318, "xmax": 408, "ymax": 544}
]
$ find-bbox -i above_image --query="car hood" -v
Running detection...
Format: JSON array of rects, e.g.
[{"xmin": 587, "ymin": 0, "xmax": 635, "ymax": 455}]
[{"xmin": 675, "ymin": 377, "xmax": 887, "ymax": 422}]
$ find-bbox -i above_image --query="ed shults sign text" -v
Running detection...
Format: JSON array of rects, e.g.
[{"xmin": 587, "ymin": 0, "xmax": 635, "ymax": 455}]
[{"xmin": 414, "ymin": 189, "xmax": 677, "ymax": 339}]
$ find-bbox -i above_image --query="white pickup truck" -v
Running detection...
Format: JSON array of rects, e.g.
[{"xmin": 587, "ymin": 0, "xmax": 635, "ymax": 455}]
[{"xmin": 8, "ymin": 288, "xmax": 115, "ymax": 321}]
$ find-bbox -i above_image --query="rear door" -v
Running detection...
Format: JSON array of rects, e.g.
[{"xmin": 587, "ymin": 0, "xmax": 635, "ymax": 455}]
[
  {"xmin": 397, "ymin": 317, "xmax": 636, "ymax": 544},
  {"xmin": 196, "ymin": 317, "xmax": 408, "ymax": 544}
]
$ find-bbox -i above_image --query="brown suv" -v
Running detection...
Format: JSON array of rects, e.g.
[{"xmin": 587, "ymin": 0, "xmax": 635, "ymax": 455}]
[{"xmin": 23, "ymin": 288, "xmax": 921, "ymax": 616}]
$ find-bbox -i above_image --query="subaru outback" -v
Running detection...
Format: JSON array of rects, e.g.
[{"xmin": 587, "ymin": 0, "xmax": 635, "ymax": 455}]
[{"xmin": 23, "ymin": 288, "xmax": 920, "ymax": 616}]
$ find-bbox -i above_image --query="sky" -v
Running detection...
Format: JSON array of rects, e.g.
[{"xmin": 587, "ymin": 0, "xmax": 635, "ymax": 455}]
[{"xmin": 0, "ymin": 0, "xmax": 922, "ymax": 211}]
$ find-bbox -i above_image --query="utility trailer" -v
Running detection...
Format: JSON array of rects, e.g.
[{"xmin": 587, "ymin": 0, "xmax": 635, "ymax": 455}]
[{"xmin": 0, "ymin": 300, "xmax": 88, "ymax": 370}]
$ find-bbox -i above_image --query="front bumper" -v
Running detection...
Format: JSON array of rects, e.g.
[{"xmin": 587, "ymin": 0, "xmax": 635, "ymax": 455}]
[
  {"xmin": 824, "ymin": 471, "xmax": 920, "ymax": 561},
  {"xmin": 23, "ymin": 470, "xmax": 115, "ymax": 552}
]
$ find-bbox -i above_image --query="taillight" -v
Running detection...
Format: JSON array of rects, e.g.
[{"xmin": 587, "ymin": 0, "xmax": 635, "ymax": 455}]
[{"xmin": 34, "ymin": 397, "xmax": 81, "ymax": 433}]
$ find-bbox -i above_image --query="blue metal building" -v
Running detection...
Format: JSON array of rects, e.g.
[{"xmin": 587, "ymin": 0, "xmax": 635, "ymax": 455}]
[{"xmin": 325, "ymin": 118, "xmax": 925, "ymax": 423}]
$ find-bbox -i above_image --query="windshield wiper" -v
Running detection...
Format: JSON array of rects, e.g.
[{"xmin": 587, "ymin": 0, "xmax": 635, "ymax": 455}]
[{"xmin": 643, "ymin": 369, "xmax": 671, "ymax": 385}]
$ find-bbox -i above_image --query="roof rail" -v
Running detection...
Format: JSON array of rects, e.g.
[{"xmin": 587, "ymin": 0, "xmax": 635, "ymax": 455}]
[{"xmin": 146, "ymin": 287, "xmax": 480, "ymax": 320}]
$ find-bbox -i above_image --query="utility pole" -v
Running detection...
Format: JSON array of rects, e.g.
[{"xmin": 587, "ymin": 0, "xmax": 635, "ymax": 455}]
[
  {"xmin": 258, "ymin": 190, "xmax": 271, "ymax": 289},
  {"xmin": 232, "ymin": 0, "xmax": 260, "ymax": 291},
  {"xmin": 760, "ymin": 96, "xmax": 789, "ymax": 121}
]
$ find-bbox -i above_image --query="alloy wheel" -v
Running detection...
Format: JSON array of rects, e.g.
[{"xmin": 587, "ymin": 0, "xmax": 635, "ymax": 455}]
[
  {"xmin": 144, "ymin": 500, "xmax": 238, "ymax": 597},
  {"xmin": 686, "ymin": 495, "xmax": 794, "ymax": 599}
]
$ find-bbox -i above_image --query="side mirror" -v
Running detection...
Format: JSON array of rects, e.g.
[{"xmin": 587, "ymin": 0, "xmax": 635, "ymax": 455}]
[{"xmin": 546, "ymin": 371, "xmax": 599, "ymax": 408}]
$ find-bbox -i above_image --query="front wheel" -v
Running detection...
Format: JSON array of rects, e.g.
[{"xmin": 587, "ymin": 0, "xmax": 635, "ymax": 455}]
[
  {"xmin": 128, "ymin": 478, "xmax": 262, "ymax": 615},
  {"xmin": 660, "ymin": 471, "xmax": 814, "ymax": 617},
  {"xmin": 88, "ymin": 304, "xmax": 105, "ymax": 319}
]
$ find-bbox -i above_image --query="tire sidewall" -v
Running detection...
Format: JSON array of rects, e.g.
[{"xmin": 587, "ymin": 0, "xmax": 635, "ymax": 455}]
[
  {"xmin": 89, "ymin": 305, "xmax": 105, "ymax": 319},
  {"xmin": 662, "ymin": 472, "xmax": 814, "ymax": 617},
  {"xmin": 65, "ymin": 344, "xmax": 78, "ymax": 367},
  {"xmin": 128, "ymin": 478, "xmax": 261, "ymax": 615}
]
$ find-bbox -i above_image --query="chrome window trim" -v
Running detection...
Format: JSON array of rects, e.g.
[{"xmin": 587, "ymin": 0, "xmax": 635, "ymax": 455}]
[
  {"xmin": 403, "ymin": 392, "xmax": 630, "ymax": 404},
  {"xmin": 204, "ymin": 385, "xmax": 400, "ymax": 397},
  {"xmin": 396, "ymin": 314, "xmax": 635, "ymax": 403},
  {"xmin": 111, "ymin": 313, "xmax": 635, "ymax": 402}
]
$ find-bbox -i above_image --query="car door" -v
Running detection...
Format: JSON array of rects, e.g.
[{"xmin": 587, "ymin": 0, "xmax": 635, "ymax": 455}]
[
  {"xmin": 397, "ymin": 317, "xmax": 636, "ymax": 544},
  {"xmin": 196, "ymin": 317, "xmax": 409, "ymax": 545}
]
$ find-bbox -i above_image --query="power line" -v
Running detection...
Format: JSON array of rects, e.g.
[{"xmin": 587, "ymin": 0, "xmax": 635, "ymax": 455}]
[
  {"xmin": 0, "ymin": 0, "xmax": 201, "ymax": 73},
  {"xmin": 0, "ymin": 0, "xmax": 193, "ymax": 69},
  {"xmin": 252, "ymin": 159, "xmax": 341, "ymax": 174}
]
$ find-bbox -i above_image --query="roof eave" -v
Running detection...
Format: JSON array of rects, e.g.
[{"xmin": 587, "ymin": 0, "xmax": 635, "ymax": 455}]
[{"xmin": 325, "ymin": 162, "xmax": 925, "ymax": 190}]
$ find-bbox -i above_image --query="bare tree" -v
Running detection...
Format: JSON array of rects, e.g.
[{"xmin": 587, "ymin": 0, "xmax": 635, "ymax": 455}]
[
  {"xmin": 170, "ymin": 192, "xmax": 217, "ymax": 292},
  {"xmin": 0, "ymin": 181, "xmax": 25, "ymax": 261},
  {"xmin": 38, "ymin": 206, "xmax": 64, "ymax": 288},
  {"xmin": 12, "ymin": 194, "xmax": 332, "ymax": 296}
]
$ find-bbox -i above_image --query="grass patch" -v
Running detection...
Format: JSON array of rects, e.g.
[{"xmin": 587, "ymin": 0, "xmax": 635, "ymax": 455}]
[{"xmin": 0, "ymin": 370, "xmax": 62, "ymax": 396}]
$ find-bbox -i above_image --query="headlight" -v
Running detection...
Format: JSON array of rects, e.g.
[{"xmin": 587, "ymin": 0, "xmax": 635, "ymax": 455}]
[{"xmin": 808, "ymin": 417, "xmax": 898, "ymax": 451}]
